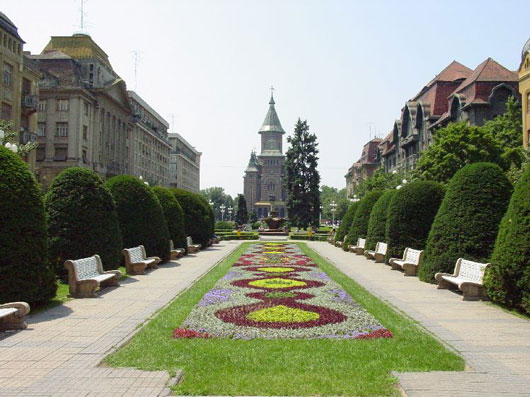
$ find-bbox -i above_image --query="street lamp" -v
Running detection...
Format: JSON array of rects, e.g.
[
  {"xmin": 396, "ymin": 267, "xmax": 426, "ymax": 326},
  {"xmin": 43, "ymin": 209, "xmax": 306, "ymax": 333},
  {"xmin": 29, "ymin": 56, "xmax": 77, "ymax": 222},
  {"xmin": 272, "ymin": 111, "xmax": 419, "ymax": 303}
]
[
  {"xmin": 330, "ymin": 200, "xmax": 337, "ymax": 225},
  {"xmin": 319, "ymin": 204, "xmax": 323, "ymax": 226},
  {"xmin": 228, "ymin": 206, "xmax": 233, "ymax": 221},
  {"xmin": 220, "ymin": 204, "xmax": 226, "ymax": 221}
]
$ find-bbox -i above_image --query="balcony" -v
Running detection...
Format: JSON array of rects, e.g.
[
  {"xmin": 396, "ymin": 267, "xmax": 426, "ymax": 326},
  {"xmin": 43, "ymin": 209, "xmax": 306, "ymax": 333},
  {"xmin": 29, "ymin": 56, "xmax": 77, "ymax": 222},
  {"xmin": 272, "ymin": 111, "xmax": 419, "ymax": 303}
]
[
  {"xmin": 19, "ymin": 131, "xmax": 37, "ymax": 144},
  {"xmin": 21, "ymin": 94, "xmax": 39, "ymax": 112},
  {"xmin": 399, "ymin": 133, "xmax": 419, "ymax": 148}
]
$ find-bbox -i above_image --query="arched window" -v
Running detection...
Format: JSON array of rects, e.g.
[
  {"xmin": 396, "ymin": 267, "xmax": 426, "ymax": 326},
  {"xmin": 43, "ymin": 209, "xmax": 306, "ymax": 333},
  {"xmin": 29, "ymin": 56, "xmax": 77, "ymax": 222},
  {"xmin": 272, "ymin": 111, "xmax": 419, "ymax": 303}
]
[
  {"xmin": 490, "ymin": 86, "xmax": 512, "ymax": 117},
  {"xmin": 450, "ymin": 97, "xmax": 461, "ymax": 122}
]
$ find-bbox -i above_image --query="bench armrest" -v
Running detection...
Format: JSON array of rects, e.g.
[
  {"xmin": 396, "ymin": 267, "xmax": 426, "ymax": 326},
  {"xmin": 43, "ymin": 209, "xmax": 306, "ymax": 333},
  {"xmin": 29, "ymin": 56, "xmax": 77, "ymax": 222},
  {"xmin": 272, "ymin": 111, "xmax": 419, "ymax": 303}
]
[
  {"xmin": 434, "ymin": 272, "xmax": 452, "ymax": 282},
  {"xmin": 103, "ymin": 270, "xmax": 122, "ymax": 279},
  {"xmin": 0, "ymin": 302, "xmax": 30, "ymax": 316}
]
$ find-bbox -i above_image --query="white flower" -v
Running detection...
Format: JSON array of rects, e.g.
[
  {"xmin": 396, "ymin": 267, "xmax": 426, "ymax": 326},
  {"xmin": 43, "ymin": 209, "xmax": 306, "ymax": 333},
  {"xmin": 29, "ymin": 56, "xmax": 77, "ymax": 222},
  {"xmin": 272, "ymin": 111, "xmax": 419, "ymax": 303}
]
[{"xmin": 5, "ymin": 142, "xmax": 18, "ymax": 153}]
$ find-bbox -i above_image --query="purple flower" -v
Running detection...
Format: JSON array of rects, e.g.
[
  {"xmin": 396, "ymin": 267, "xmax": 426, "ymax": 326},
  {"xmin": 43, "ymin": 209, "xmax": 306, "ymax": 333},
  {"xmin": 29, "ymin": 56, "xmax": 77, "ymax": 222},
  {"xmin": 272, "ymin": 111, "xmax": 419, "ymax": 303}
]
[{"xmin": 198, "ymin": 288, "xmax": 236, "ymax": 306}]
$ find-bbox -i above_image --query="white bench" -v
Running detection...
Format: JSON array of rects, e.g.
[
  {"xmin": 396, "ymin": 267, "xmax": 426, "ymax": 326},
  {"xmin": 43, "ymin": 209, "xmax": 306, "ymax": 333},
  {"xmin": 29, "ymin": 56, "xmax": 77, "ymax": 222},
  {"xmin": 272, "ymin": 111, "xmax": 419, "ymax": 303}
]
[
  {"xmin": 122, "ymin": 245, "xmax": 161, "ymax": 275},
  {"xmin": 435, "ymin": 258, "xmax": 489, "ymax": 300},
  {"xmin": 365, "ymin": 242, "xmax": 388, "ymax": 263},
  {"xmin": 389, "ymin": 248, "xmax": 424, "ymax": 276},
  {"xmin": 334, "ymin": 239, "xmax": 343, "ymax": 248},
  {"xmin": 187, "ymin": 236, "xmax": 201, "ymax": 254},
  {"xmin": 348, "ymin": 238, "xmax": 366, "ymax": 255},
  {"xmin": 64, "ymin": 255, "xmax": 121, "ymax": 298},
  {"xmin": 0, "ymin": 302, "xmax": 30, "ymax": 331},
  {"xmin": 170, "ymin": 240, "xmax": 185, "ymax": 260}
]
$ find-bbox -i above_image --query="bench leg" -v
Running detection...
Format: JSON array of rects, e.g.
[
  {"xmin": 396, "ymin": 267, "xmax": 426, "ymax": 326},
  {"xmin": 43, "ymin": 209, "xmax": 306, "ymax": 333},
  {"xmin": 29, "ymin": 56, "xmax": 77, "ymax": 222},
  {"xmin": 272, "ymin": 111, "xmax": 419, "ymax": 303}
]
[
  {"xmin": 72, "ymin": 280, "xmax": 99, "ymax": 298},
  {"xmin": 461, "ymin": 284, "xmax": 488, "ymax": 301},
  {"xmin": 354, "ymin": 248, "xmax": 365, "ymax": 255},
  {"xmin": 403, "ymin": 263, "xmax": 418, "ymax": 277},
  {"xmin": 374, "ymin": 253, "xmax": 385, "ymax": 263},
  {"xmin": 126, "ymin": 262, "xmax": 147, "ymax": 275},
  {"xmin": 100, "ymin": 276, "xmax": 120, "ymax": 289},
  {"xmin": 437, "ymin": 278, "xmax": 452, "ymax": 289}
]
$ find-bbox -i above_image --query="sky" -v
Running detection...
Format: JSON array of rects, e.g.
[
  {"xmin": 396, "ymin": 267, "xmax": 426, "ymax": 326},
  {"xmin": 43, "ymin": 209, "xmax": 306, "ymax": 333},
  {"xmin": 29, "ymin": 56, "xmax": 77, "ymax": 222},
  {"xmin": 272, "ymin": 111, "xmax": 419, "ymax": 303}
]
[{"xmin": 4, "ymin": 0, "xmax": 529, "ymax": 196}]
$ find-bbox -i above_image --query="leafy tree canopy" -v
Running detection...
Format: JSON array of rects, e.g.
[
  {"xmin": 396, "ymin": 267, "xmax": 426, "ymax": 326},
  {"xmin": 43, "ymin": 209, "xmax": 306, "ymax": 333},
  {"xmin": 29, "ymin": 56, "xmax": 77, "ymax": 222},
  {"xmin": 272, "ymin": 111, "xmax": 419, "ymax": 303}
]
[{"xmin": 201, "ymin": 187, "xmax": 235, "ymax": 221}]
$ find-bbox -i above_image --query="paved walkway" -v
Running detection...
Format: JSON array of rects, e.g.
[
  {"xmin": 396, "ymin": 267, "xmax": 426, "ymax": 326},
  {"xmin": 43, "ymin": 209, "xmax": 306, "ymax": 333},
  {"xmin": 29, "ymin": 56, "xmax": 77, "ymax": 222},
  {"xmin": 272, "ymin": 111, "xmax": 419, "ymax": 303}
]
[
  {"xmin": 0, "ymin": 241, "xmax": 241, "ymax": 397},
  {"xmin": 307, "ymin": 241, "xmax": 530, "ymax": 396}
]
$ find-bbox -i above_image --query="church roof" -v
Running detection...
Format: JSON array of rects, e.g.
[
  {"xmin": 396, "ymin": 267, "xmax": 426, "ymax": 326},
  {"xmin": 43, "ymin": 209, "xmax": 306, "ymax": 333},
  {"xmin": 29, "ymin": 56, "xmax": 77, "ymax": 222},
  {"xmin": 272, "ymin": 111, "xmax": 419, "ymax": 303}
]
[
  {"xmin": 245, "ymin": 151, "xmax": 259, "ymax": 172},
  {"xmin": 259, "ymin": 94, "xmax": 285, "ymax": 134}
]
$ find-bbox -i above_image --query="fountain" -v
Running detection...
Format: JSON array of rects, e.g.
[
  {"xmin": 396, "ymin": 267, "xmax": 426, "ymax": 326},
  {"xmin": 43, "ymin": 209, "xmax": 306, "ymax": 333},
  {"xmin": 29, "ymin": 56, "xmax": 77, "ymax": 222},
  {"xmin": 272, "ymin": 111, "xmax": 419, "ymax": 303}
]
[{"xmin": 259, "ymin": 194, "xmax": 288, "ymax": 237}]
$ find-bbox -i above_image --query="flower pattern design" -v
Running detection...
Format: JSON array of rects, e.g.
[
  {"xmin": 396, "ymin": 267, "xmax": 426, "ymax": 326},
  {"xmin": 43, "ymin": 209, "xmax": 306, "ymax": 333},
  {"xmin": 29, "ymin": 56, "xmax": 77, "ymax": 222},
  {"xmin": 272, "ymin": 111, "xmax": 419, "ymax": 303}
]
[{"xmin": 174, "ymin": 243, "xmax": 392, "ymax": 340}]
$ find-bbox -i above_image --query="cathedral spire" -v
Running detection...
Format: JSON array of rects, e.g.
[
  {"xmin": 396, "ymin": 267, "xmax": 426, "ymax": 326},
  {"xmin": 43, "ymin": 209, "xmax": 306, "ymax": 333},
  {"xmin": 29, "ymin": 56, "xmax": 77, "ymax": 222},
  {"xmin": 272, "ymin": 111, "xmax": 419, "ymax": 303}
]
[{"xmin": 259, "ymin": 88, "xmax": 284, "ymax": 134}]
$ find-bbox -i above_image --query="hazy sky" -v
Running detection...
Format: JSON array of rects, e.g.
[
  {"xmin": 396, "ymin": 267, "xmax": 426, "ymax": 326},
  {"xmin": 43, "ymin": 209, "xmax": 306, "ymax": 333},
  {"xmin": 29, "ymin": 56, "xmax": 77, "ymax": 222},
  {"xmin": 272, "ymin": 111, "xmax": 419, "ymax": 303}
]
[{"xmin": 4, "ymin": 1, "xmax": 529, "ymax": 196}]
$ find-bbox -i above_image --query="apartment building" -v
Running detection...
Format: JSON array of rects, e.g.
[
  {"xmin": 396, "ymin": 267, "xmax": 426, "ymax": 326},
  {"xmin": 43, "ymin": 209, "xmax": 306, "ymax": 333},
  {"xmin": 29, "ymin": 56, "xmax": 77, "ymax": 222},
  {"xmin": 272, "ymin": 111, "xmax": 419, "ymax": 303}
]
[{"xmin": 168, "ymin": 132, "xmax": 201, "ymax": 193}]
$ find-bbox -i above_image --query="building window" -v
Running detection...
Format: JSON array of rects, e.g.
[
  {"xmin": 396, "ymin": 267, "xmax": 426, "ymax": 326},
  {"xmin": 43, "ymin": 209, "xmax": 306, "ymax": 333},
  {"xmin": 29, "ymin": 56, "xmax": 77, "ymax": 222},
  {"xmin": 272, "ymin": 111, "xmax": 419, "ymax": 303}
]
[
  {"xmin": 38, "ymin": 100, "xmax": 47, "ymax": 112},
  {"xmin": 54, "ymin": 146, "xmax": 67, "ymax": 161},
  {"xmin": 1, "ymin": 102, "xmax": 11, "ymax": 120},
  {"xmin": 37, "ymin": 122, "xmax": 46, "ymax": 137},
  {"xmin": 527, "ymin": 93, "xmax": 530, "ymax": 114},
  {"xmin": 36, "ymin": 147, "xmax": 45, "ymax": 161},
  {"xmin": 57, "ymin": 99, "xmax": 69, "ymax": 111},
  {"xmin": 3, "ymin": 62, "xmax": 12, "ymax": 87},
  {"xmin": 83, "ymin": 125, "xmax": 88, "ymax": 140},
  {"xmin": 84, "ymin": 102, "xmax": 89, "ymax": 116},
  {"xmin": 55, "ymin": 122, "xmax": 69, "ymax": 137},
  {"xmin": 82, "ymin": 149, "xmax": 88, "ymax": 164}
]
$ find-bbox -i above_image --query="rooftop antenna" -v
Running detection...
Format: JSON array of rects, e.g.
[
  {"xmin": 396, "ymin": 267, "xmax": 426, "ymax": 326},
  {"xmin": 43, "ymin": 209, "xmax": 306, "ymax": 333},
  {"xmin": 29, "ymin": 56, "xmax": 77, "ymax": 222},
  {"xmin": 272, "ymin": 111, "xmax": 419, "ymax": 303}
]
[
  {"xmin": 131, "ymin": 50, "xmax": 142, "ymax": 91},
  {"xmin": 171, "ymin": 113, "xmax": 175, "ymax": 133},
  {"xmin": 368, "ymin": 122, "xmax": 375, "ymax": 140}
]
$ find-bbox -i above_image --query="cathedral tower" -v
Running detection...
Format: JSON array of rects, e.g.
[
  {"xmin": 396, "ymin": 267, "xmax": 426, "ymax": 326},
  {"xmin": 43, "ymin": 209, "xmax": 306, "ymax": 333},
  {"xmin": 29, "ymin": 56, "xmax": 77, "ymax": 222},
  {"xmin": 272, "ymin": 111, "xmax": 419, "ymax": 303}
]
[{"xmin": 243, "ymin": 91, "xmax": 287, "ymax": 219}]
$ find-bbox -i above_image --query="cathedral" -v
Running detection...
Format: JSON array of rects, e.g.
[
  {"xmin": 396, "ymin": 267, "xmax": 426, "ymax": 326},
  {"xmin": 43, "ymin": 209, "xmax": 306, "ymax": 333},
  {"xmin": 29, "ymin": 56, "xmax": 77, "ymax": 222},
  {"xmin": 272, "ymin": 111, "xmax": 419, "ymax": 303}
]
[{"xmin": 244, "ymin": 92, "xmax": 287, "ymax": 219}]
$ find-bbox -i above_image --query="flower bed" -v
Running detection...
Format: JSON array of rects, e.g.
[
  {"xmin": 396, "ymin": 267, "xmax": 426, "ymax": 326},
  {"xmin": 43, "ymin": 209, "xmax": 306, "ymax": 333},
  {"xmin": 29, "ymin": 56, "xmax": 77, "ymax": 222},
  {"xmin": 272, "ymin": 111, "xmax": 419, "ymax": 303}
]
[{"xmin": 174, "ymin": 243, "xmax": 392, "ymax": 340}]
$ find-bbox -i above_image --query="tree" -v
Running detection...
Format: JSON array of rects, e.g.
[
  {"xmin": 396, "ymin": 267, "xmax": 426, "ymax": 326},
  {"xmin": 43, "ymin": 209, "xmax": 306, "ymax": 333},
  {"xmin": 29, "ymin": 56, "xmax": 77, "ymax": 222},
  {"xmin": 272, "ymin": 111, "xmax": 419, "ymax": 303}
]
[
  {"xmin": 320, "ymin": 185, "xmax": 349, "ymax": 222},
  {"xmin": 346, "ymin": 190, "xmax": 384, "ymax": 247},
  {"xmin": 354, "ymin": 168, "xmax": 407, "ymax": 198},
  {"xmin": 173, "ymin": 188, "xmax": 212, "ymax": 248},
  {"xmin": 0, "ymin": 120, "xmax": 38, "ymax": 158},
  {"xmin": 250, "ymin": 210, "xmax": 258, "ymax": 223},
  {"xmin": 152, "ymin": 186, "xmax": 187, "ymax": 251},
  {"xmin": 285, "ymin": 119, "xmax": 321, "ymax": 227},
  {"xmin": 45, "ymin": 168, "xmax": 123, "ymax": 279},
  {"xmin": 414, "ymin": 122, "xmax": 505, "ymax": 183},
  {"xmin": 106, "ymin": 175, "xmax": 170, "ymax": 261},
  {"xmin": 485, "ymin": 163, "xmax": 530, "ymax": 313},
  {"xmin": 201, "ymin": 187, "xmax": 235, "ymax": 221},
  {"xmin": 334, "ymin": 201, "xmax": 359, "ymax": 247},
  {"xmin": 385, "ymin": 181, "xmax": 445, "ymax": 261},
  {"xmin": 235, "ymin": 194, "xmax": 248, "ymax": 225},
  {"xmin": 419, "ymin": 163, "xmax": 512, "ymax": 282},
  {"xmin": 0, "ymin": 146, "xmax": 56, "ymax": 305},
  {"xmin": 366, "ymin": 190, "xmax": 396, "ymax": 251}
]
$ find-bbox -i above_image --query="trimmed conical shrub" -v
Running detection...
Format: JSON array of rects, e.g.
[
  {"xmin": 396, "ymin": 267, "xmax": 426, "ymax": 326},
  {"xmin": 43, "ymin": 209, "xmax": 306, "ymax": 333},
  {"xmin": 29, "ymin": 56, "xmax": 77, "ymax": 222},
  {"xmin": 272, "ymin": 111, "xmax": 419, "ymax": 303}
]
[
  {"xmin": 366, "ymin": 190, "xmax": 396, "ymax": 251},
  {"xmin": 0, "ymin": 146, "xmax": 56, "ymax": 305},
  {"xmin": 485, "ymin": 163, "xmax": 530, "ymax": 313},
  {"xmin": 346, "ymin": 190, "xmax": 384, "ymax": 248},
  {"xmin": 334, "ymin": 201, "xmax": 358, "ymax": 248},
  {"xmin": 386, "ymin": 180, "xmax": 445, "ymax": 261},
  {"xmin": 419, "ymin": 163, "xmax": 511, "ymax": 282},
  {"xmin": 172, "ymin": 188, "xmax": 211, "ymax": 248},
  {"xmin": 45, "ymin": 168, "xmax": 123, "ymax": 279},
  {"xmin": 106, "ymin": 176, "xmax": 170, "ymax": 261},
  {"xmin": 152, "ymin": 186, "xmax": 187, "ymax": 252},
  {"xmin": 197, "ymin": 195, "xmax": 215, "ymax": 241}
]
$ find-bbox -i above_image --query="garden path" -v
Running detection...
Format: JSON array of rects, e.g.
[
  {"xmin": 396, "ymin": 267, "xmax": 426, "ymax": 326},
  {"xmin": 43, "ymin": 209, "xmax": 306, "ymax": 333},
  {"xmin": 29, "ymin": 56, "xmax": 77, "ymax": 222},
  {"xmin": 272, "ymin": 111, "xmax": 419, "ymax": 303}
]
[
  {"xmin": 308, "ymin": 241, "xmax": 530, "ymax": 396},
  {"xmin": 0, "ymin": 241, "xmax": 241, "ymax": 397}
]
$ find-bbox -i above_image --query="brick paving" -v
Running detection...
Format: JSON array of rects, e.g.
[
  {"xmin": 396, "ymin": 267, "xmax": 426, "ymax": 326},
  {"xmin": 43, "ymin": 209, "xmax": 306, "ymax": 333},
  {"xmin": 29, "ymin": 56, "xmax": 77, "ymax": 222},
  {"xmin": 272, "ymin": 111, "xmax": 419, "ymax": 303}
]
[
  {"xmin": 0, "ymin": 241, "xmax": 241, "ymax": 397},
  {"xmin": 307, "ymin": 241, "xmax": 530, "ymax": 396}
]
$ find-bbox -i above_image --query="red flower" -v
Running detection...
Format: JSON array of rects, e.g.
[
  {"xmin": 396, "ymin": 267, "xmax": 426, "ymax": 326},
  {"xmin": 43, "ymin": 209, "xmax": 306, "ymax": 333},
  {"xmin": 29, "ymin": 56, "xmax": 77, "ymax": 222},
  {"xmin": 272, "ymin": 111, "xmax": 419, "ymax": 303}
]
[
  {"xmin": 355, "ymin": 328, "xmax": 393, "ymax": 339},
  {"xmin": 172, "ymin": 328, "xmax": 210, "ymax": 338}
]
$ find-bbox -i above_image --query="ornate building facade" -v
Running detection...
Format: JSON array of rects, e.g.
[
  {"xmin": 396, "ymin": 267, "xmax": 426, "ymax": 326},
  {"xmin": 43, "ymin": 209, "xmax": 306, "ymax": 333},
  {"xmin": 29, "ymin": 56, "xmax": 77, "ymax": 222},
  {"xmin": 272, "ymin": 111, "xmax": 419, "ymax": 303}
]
[
  {"xmin": 344, "ymin": 138, "xmax": 382, "ymax": 196},
  {"xmin": 244, "ymin": 94, "xmax": 286, "ymax": 219},
  {"xmin": 168, "ymin": 132, "xmax": 201, "ymax": 193},
  {"xmin": 519, "ymin": 39, "xmax": 530, "ymax": 148}
]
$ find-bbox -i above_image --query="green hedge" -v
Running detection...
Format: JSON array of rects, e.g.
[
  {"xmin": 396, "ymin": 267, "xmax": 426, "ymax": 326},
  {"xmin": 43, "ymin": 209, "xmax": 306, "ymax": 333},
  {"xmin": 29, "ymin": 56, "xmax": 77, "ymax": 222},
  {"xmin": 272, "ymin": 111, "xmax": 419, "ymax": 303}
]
[
  {"xmin": 218, "ymin": 233, "xmax": 259, "ymax": 241},
  {"xmin": 152, "ymin": 186, "xmax": 187, "ymax": 252},
  {"xmin": 485, "ymin": 163, "xmax": 530, "ymax": 313},
  {"xmin": 0, "ymin": 146, "xmax": 56, "ymax": 305},
  {"xmin": 106, "ymin": 176, "xmax": 170, "ymax": 261},
  {"xmin": 366, "ymin": 190, "xmax": 396, "ymax": 251},
  {"xmin": 386, "ymin": 181, "xmax": 445, "ymax": 261},
  {"xmin": 335, "ymin": 202, "xmax": 359, "ymax": 246},
  {"xmin": 346, "ymin": 191, "xmax": 384, "ymax": 248},
  {"xmin": 419, "ymin": 163, "xmax": 511, "ymax": 282},
  {"xmin": 215, "ymin": 221, "xmax": 235, "ymax": 230},
  {"xmin": 45, "ymin": 167, "xmax": 123, "ymax": 279},
  {"xmin": 289, "ymin": 234, "xmax": 328, "ymax": 241},
  {"xmin": 172, "ymin": 188, "xmax": 211, "ymax": 248}
]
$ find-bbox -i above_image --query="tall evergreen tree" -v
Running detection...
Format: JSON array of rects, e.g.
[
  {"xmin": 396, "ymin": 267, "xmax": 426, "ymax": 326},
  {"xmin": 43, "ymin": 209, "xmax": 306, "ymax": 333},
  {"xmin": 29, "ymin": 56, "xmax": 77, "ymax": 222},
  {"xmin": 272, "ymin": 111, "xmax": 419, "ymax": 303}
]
[
  {"xmin": 235, "ymin": 194, "xmax": 248, "ymax": 225},
  {"xmin": 285, "ymin": 119, "xmax": 321, "ymax": 227}
]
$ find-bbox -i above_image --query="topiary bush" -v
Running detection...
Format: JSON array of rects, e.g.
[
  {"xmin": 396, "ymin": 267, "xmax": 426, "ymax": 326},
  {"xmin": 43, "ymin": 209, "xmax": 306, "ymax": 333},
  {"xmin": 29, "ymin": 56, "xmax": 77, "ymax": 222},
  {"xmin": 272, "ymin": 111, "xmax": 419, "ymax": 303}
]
[
  {"xmin": 419, "ymin": 163, "xmax": 511, "ymax": 282},
  {"xmin": 385, "ymin": 181, "xmax": 445, "ymax": 261},
  {"xmin": 172, "ymin": 188, "xmax": 211, "ymax": 248},
  {"xmin": 152, "ymin": 186, "xmax": 187, "ymax": 252},
  {"xmin": 334, "ymin": 201, "xmax": 359, "ymax": 247},
  {"xmin": 366, "ymin": 190, "xmax": 396, "ymax": 251},
  {"xmin": 197, "ymin": 195, "xmax": 215, "ymax": 240},
  {"xmin": 215, "ymin": 220, "xmax": 235, "ymax": 230},
  {"xmin": 106, "ymin": 176, "xmax": 170, "ymax": 261},
  {"xmin": 45, "ymin": 167, "xmax": 123, "ymax": 279},
  {"xmin": 346, "ymin": 190, "xmax": 384, "ymax": 248},
  {"xmin": 0, "ymin": 146, "xmax": 56, "ymax": 305},
  {"xmin": 484, "ymin": 163, "xmax": 530, "ymax": 313}
]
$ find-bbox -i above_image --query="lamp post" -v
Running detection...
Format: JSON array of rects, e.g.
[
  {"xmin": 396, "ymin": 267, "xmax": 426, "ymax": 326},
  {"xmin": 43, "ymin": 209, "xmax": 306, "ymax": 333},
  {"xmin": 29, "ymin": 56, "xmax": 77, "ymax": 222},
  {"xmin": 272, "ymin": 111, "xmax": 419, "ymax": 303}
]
[
  {"xmin": 228, "ymin": 206, "xmax": 233, "ymax": 221},
  {"xmin": 220, "ymin": 204, "xmax": 226, "ymax": 221},
  {"xmin": 330, "ymin": 200, "xmax": 337, "ymax": 225},
  {"xmin": 319, "ymin": 204, "xmax": 323, "ymax": 226}
]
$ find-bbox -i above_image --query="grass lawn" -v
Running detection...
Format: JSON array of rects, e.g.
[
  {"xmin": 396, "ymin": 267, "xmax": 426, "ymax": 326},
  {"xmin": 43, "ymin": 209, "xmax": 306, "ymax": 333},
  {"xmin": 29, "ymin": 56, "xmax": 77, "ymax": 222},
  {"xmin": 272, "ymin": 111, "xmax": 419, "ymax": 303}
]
[{"xmin": 105, "ymin": 242, "xmax": 464, "ymax": 396}]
